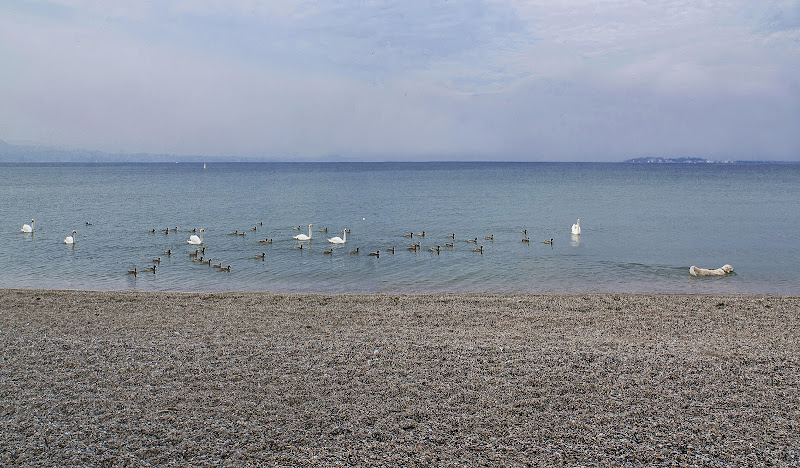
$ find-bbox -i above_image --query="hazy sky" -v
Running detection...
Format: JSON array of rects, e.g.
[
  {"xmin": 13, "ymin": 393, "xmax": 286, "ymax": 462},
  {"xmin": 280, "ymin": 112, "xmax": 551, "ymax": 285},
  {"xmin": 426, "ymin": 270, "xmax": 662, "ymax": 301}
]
[{"xmin": 1, "ymin": 1, "xmax": 798, "ymax": 161}]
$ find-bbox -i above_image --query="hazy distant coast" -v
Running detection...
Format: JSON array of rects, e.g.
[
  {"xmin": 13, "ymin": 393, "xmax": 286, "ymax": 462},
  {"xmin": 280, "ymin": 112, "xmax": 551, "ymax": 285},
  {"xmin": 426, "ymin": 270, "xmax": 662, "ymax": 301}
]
[{"xmin": 2, "ymin": 289, "xmax": 798, "ymax": 465}]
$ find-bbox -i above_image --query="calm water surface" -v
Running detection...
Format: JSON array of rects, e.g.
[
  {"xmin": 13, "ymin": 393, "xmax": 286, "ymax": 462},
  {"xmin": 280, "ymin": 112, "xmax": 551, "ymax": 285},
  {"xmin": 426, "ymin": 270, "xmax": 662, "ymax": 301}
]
[{"xmin": 2, "ymin": 162, "xmax": 799, "ymax": 294}]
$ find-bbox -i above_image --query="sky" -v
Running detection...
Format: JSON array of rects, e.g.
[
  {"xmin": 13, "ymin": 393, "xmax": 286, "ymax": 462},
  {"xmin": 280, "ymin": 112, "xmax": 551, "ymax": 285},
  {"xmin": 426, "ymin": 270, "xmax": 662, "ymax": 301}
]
[{"xmin": 1, "ymin": 0, "xmax": 799, "ymax": 161}]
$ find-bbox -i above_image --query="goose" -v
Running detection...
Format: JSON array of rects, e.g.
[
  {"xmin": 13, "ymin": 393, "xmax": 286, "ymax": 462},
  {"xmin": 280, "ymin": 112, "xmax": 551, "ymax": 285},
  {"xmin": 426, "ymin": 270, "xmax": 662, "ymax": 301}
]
[
  {"xmin": 228, "ymin": 230, "xmax": 239, "ymax": 236},
  {"xmin": 152, "ymin": 257, "xmax": 161, "ymax": 263},
  {"xmin": 292, "ymin": 225, "xmax": 301, "ymax": 230},
  {"xmin": 473, "ymin": 245, "xmax": 484, "ymax": 254},
  {"xmin": 170, "ymin": 226, "xmax": 178, "ymax": 232},
  {"xmin": 258, "ymin": 238, "xmax": 273, "ymax": 244},
  {"xmin": 164, "ymin": 249, "xmax": 172, "ymax": 256},
  {"xmin": 416, "ymin": 231, "xmax": 426, "ymax": 237},
  {"xmin": 323, "ymin": 248, "xmax": 333, "ymax": 255},
  {"xmin": 368, "ymin": 250, "xmax": 380, "ymax": 257},
  {"xmin": 445, "ymin": 242, "xmax": 454, "ymax": 248},
  {"xmin": 328, "ymin": 229, "xmax": 347, "ymax": 244},
  {"xmin": 572, "ymin": 219, "xmax": 581, "ymax": 236},
  {"xmin": 484, "ymin": 234, "xmax": 494, "ymax": 240},
  {"xmin": 446, "ymin": 233, "xmax": 455, "ymax": 239},
  {"xmin": 294, "ymin": 224, "xmax": 312, "ymax": 241},
  {"xmin": 145, "ymin": 264, "xmax": 157, "ymax": 272},
  {"xmin": 349, "ymin": 247, "xmax": 359, "ymax": 254},
  {"xmin": 190, "ymin": 228, "xmax": 197, "ymax": 233},
  {"xmin": 162, "ymin": 228, "xmax": 170, "ymax": 234},
  {"xmin": 193, "ymin": 256, "xmax": 204, "ymax": 263},
  {"xmin": 292, "ymin": 244, "xmax": 304, "ymax": 250},
  {"xmin": 149, "ymin": 228, "xmax": 156, "ymax": 233},
  {"xmin": 85, "ymin": 221, "xmax": 93, "ymax": 226},
  {"xmin": 253, "ymin": 252, "xmax": 266, "ymax": 260},
  {"xmin": 202, "ymin": 257, "xmax": 212, "ymax": 265},
  {"xmin": 429, "ymin": 245, "xmax": 441, "ymax": 254},
  {"xmin": 21, "ymin": 219, "xmax": 34, "ymax": 233},
  {"xmin": 466, "ymin": 237, "xmax": 478, "ymax": 243},
  {"xmin": 250, "ymin": 226, "xmax": 258, "ymax": 231},
  {"xmin": 543, "ymin": 238, "xmax": 553, "ymax": 245},
  {"xmin": 403, "ymin": 232, "xmax": 414, "ymax": 238},
  {"xmin": 238, "ymin": 231, "xmax": 246, "ymax": 236},
  {"xmin": 220, "ymin": 265, "xmax": 231, "ymax": 272},
  {"xmin": 408, "ymin": 242, "xmax": 420, "ymax": 251},
  {"xmin": 318, "ymin": 227, "xmax": 328, "ymax": 233},
  {"xmin": 213, "ymin": 262, "xmax": 222, "ymax": 269},
  {"xmin": 189, "ymin": 250, "xmax": 199, "ymax": 257},
  {"xmin": 64, "ymin": 230, "xmax": 77, "ymax": 244},
  {"xmin": 386, "ymin": 247, "xmax": 395, "ymax": 254},
  {"xmin": 127, "ymin": 267, "xmax": 138, "ymax": 276},
  {"xmin": 521, "ymin": 237, "xmax": 530, "ymax": 243},
  {"xmin": 521, "ymin": 229, "xmax": 527, "ymax": 235},
  {"xmin": 188, "ymin": 229, "xmax": 204, "ymax": 245},
  {"xmin": 256, "ymin": 222, "xmax": 263, "ymax": 226}
]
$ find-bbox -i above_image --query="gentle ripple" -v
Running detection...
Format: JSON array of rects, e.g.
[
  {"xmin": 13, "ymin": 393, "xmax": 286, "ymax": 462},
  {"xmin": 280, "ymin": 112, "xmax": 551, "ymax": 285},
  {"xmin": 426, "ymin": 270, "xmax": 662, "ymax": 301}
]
[{"xmin": 2, "ymin": 162, "xmax": 799, "ymax": 294}]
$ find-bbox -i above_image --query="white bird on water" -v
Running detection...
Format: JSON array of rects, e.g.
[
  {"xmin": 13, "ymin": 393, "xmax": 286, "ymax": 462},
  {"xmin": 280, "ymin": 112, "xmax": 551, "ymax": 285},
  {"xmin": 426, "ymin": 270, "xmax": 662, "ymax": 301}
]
[
  {"xmin": 187, "ymin": 228, "xmax": 204, "ymax": 245},
  {"xmin": 572, "ymin": 219, "xmax": 581, "ymax": 236},
  {"xmin": 328, "ymin": 229, "xmax": 347, "ymax": 244},
  {"xmin": 64, "ymin": 230, "xmax": 77, "ymax": 244},
  {"xmin": 21, "ymin": 219, "xmax": 34, "ymax": 233},
  {"xmin": 294, "ymin": 224, "xmax": 313, "ymax": 241}
]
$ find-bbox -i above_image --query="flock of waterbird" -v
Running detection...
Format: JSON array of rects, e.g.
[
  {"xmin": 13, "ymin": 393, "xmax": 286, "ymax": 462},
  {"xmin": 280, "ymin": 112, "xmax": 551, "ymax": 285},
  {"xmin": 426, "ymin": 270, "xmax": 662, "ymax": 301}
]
[{"xmin": 18, "ymin": 217, "xmax": 582, "ymax": 277}]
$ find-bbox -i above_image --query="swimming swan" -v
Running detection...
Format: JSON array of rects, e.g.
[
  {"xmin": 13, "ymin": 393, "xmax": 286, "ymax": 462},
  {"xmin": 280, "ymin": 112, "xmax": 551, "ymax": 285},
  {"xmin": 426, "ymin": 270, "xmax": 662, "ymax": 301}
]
[
  {"xmin": 22, "ymin": 219, "xmax": 34, "ymax": 233},
  {"xmin": 64, "ymin": 230, "xmax": 77, "ymax": 244},
  {"xmin": 188, "ymin": 229, "xmax": 204, "ymax": 245},
  {"xmin": 572, "ymin": 219, "xmax": 581, "ymax": 235},
  {"xmin": 328, "ymin": 229, "xmax": 347, "ymax": 244},
  {"xmin": 689, "ymin": 264, "xmax": 734, "ymax": 276},
  {"xmin": 294, "ymin": 224, "xmax": 312, "ymax": 241}
]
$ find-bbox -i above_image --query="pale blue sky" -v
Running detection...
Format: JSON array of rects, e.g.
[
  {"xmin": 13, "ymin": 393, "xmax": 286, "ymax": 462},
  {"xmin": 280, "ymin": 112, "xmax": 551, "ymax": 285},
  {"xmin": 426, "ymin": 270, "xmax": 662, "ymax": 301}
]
[{"xmin": 1, "ymin": 0, "xmax": 798, "ymax": 160}]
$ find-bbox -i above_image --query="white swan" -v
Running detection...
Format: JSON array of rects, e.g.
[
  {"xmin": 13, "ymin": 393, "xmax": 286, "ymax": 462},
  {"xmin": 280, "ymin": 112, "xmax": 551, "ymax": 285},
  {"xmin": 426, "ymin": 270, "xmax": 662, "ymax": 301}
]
[
  {"xmin": 64, "ymin": 230, "xmax": 77, "ymax": 244},
  {"xmin": 572, "ymin": 219, "xmax": 581, "ymax": 235},
  {"xmin": 21, "ymin": 219, "xmax": 34, "ymax": 233},
  {"xmin": 328, "ymin": 229, "xmax": 347, "ymax": 244},
  {"xmin": 294, "ymin": 224, "xmax": 312, "ymax": 241},
  {"xmin": 187, "ymin": 228, "xmax": 204, "ymax": 245}
]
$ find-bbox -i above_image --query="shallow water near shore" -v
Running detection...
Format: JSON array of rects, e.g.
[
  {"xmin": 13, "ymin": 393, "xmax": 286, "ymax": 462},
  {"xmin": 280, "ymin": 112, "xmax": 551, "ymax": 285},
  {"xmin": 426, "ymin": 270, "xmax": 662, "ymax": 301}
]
[{"xmin": 2, "ymin": 161, "xmax": 799, "ymax": 294}]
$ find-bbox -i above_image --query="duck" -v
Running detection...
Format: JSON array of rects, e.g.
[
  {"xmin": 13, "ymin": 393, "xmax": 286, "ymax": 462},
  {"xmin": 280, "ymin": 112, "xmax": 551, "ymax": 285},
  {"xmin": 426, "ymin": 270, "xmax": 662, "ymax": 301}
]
[
  {"xmin": 445, "ymin": 242, "xmax": 454, "ymax": 248},
  {"xmin": 572, "ymin": 219, "xmax": 581, "ymax": 236},
  {"xmin": 258, "ymin": 238, "xmax": 273, "ymax": 244},
  {"xmin": 484, "ymin": 234, "xmax": 494, "ymax": 240},
  {"xmin": 521, "ymin": 237, "xmax": 530, "ymax": 243},
  {"xmin": 368, "ymin": 250, "xmax": 380, "ymax": 257},
  {"xmin": 466, "ymin": 237, "xmax": 478, "ymax": 243},
  {"xmin": 349, "ymin": 247, "xmax": 359, "ymax": 254},
  {"xmin": 543, "ymin": 238, "xmax": 553, "ymax": 245},
  {"xmin": 473, "ymin": 245, "xmax": 484, "ymax": 254},
  {"xmin": 253, "ymin": 252, "xmax": 266, "ymax": 260},
  {"xmin": 323, "ymin": 249, "xmax": 333, "ymax": 255},
  {"xmin": 85, "ymin": 221, "xmax": 93, "ymax": 226}
]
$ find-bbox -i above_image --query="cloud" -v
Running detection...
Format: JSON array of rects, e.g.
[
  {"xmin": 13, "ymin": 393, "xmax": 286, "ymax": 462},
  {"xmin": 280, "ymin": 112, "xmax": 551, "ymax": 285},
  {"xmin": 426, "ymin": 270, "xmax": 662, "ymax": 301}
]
[{"xmin": 0, "ymin": 0, "xmax": 798, "ymax": 160}]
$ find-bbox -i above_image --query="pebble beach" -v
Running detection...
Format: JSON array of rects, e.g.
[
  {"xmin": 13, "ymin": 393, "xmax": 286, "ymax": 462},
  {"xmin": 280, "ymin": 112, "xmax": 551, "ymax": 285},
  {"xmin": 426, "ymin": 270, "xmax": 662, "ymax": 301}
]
[{"xmin": 1, "ymin": 289, "xmax": 798, "ymax": 466}]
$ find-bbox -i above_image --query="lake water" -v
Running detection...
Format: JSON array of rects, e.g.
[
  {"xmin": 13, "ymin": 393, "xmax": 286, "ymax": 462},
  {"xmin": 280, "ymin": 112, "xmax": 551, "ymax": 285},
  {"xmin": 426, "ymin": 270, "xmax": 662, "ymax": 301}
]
[{"xmin": 2, "ymin": 162, "xmax": 798, "ymax": 295}]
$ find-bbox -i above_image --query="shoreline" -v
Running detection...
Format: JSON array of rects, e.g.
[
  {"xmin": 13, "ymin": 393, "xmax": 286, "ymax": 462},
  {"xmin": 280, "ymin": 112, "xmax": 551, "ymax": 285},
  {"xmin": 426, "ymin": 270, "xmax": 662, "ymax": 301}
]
[{"xmin": 2, "ymin": 289, "xmax": 798, "ymax": 465}]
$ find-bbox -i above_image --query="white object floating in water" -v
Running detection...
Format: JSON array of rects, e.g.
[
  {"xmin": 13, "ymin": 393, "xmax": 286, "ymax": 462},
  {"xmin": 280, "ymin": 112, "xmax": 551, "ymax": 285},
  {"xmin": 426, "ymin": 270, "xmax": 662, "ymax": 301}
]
[
  {"xmin": 294, "ymin": 224, "xmax": 312, "ymax": 241},
  {"xmin": 689, "ymin": 264, "xmax": 734, "ymax": 276},
  {"xmin": 328, "ymin": 229, "xmax": 346, "ymax": 244},
  {"xmin": 571, "ymin": 219, "xmax": 581, "ymax": 235},
  {"xmin": 64, "ymin": 230, "xmax": 77, "ymax": 244},
  {"xmin": 22, "ymin": 219, "xmax": 34, "ymax": 233},
  {"xmin": 188, "ymin": 228, "xmax": 204, "ymax": 245}
]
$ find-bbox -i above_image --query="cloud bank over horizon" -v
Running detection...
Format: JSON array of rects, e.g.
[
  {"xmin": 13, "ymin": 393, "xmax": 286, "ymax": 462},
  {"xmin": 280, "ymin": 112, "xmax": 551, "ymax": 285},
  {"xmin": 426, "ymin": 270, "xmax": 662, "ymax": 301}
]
[{"xmin": 1, "ymin": 0, "xmax": 798, "ymax": 161}]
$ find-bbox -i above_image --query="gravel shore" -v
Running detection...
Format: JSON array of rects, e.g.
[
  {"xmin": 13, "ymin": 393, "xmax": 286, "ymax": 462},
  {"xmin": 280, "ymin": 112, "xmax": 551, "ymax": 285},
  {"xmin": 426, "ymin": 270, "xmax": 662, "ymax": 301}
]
[{"xmin": 1, "ymin": 289, "xmax": 798, "ymax": 466}]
